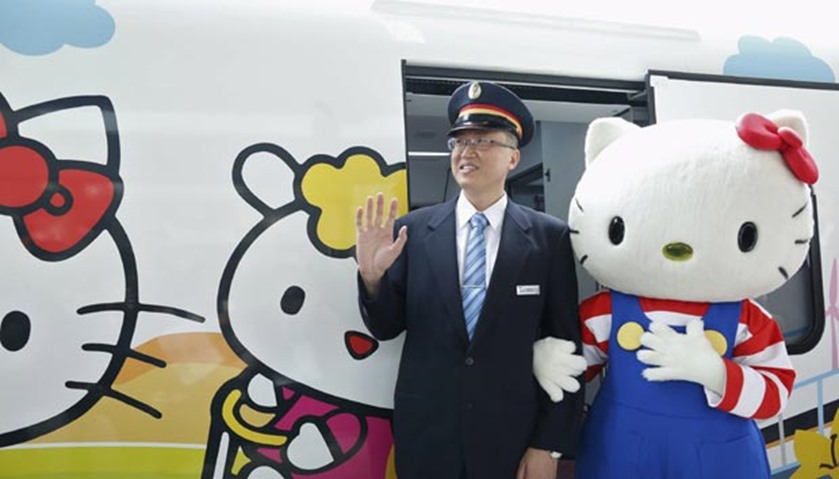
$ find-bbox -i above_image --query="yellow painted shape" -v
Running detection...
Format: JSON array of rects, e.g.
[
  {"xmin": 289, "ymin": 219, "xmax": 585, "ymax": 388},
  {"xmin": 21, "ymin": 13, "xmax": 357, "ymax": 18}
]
[
  {"xmin": 704, "ymin": 330, "xmax": 728, "ymax": 356},
  {"xmin": 301, "ymin": 154, "xmax": 407, "ymax": 252},
  {"xmin": 386, "ymin": 444, "xmax": 398, "ymax": 479},
  {"xmin": 791, "ymin": 408, "xmax": 839, "ymax": 478},
  {"xmin": 232, "ymin": 446, "xmax": 251, "ymax": 476},
  {"xmin": 116, "ymin": 332, "xmax": 245, "ymax": 384},
  {"xmin": 0, "ymin": 446, "xmax": 203, "ymax": 478},
  {"xmin": 239, "ymin": 402, "xmax": 276, "ymax": 428},
  {"xmin": 222, "ymin": 389, "xmax": 287, "ymax": 446},
  {"xmin": 617, "ymin": 322, "xmax": 644, "ymax": 351}
]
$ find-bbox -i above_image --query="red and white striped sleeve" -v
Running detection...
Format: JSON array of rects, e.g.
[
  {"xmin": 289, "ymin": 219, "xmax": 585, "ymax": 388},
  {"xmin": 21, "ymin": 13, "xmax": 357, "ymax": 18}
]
[
  {"xmin": 580, "ymin": 290, "xmax": 612, "ymax": 381},
  {"xmin": 710, "ymin": 299, "xmax": 796, "ymax": 419}
]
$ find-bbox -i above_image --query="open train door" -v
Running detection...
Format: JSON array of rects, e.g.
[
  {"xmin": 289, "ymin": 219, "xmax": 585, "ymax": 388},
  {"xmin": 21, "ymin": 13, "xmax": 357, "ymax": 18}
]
[{"xmin": 646, "ymin": 71, "xmax": 839, "ymax": 477}]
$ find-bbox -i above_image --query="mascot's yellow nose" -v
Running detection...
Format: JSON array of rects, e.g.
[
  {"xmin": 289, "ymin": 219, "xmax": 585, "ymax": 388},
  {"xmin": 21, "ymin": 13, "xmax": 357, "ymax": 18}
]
[{"xmin": 663, "ymin": 242, "xmax": 693, "ymax": 261}]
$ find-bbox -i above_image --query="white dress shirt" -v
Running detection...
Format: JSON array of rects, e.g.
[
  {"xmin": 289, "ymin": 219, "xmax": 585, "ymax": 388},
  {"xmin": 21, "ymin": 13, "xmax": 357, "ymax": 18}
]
[{"xmin": 455, "ymin": 192, "xmax": 507, "ymax": 287}]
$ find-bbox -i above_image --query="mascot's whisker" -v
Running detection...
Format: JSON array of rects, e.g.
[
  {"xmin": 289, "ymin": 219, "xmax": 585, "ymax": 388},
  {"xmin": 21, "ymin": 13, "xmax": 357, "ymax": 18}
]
[
  {"xmin": 65, "ymin": 381, "xmax": 162, "ymax": 418},
  {"xmin": 81, "ymin": 343, "xmax": 167, "ymax": 368},
  {"xmin": 792, "ymin": 203, "xmax": 809, "ymax": 218},
  {"xmin": 78, "ymin": 302, "xmax": 205, "ymax": 323}
]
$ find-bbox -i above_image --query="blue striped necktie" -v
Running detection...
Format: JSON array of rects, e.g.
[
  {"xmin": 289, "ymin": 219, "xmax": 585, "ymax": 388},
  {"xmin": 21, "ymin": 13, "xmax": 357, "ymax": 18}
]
[{"xmin": 462, "ymin": 212, "xmax": 489, "ymax": 340}]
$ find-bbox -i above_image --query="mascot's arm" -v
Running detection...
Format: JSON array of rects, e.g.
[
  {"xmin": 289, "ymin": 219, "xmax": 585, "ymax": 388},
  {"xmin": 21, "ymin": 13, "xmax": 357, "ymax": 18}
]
[
  {"xmin": 712, "ymin": 299, "xmax": 796, "ymax": 420},
  {"xmin": 580, "ymin": 290, "xmax": 611, "ymax": 381},
  {"xmin": 639, "ymin": 299, "xmax": 795, "ymax": 419}
]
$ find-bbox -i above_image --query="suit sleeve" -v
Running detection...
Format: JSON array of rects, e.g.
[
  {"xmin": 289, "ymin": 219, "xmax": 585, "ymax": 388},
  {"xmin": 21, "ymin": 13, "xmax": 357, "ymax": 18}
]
[
  {"xmin": 530, "ymin": 224, "xmax": 584, "ymax": 456},
  {"xmin": 357, "ymin": 218, "xmax": 408, "ymax": 341}
]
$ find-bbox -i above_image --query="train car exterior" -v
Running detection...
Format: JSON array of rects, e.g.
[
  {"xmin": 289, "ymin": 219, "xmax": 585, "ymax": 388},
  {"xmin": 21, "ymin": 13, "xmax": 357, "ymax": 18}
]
[{"xmin": 1, "ymin": 1, "xmax": 837, "ymax": 478}]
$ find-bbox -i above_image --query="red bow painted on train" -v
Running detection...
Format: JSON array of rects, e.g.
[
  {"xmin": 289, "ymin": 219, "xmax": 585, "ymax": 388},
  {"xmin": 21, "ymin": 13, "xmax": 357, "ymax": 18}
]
[
  {"xmin": 0, "ymin": 138, "xmax": 117, "ymax": 256},
  {"xmin": 735, "ymin": 112, "xmax": 819, "ymax": 184}
]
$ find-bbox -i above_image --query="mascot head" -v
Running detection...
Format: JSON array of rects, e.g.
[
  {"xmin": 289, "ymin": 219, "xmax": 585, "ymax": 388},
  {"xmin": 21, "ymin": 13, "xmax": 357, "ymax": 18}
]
[{"xmin": 569, "ymin": 110, "xmax": 818, "ymax": 302}]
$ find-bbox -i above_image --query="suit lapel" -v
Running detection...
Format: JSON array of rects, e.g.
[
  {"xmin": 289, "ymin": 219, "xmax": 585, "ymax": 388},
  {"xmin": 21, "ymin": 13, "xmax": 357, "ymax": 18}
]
[
  {"xmin": 470, "ymin": 201, "xmax": 534, "ymax": 347},
  {"xmin": 424, "ymin": 199, "xmax": 470, "ymax": 347}
]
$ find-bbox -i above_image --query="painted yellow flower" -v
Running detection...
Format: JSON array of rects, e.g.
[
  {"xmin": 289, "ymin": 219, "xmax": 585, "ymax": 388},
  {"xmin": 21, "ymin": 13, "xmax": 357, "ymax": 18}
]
[
  {"xmin": 791, "ymin": 408, "xmax": 839, "ymax": 478},
  {"xmin": 301, "ymin": 151, "xmax": 407, "ymax": 253}
]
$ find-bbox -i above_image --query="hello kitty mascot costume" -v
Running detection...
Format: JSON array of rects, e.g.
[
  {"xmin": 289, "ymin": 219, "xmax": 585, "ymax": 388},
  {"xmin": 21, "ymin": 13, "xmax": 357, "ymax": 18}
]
[{"xmin": 533, "ymin": 111, "xmax": 818, "ymax": 479}]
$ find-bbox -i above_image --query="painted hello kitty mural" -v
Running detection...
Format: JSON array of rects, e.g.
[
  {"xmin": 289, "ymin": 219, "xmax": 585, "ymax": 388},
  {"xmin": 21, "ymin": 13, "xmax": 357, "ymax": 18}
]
[
  {"xmin": 204, "ymin": 143, "xmax": 406, "ymax": 479},
  {"xmin": 0, "ymin": 91, "xmax": 202, "ymax": 447}
]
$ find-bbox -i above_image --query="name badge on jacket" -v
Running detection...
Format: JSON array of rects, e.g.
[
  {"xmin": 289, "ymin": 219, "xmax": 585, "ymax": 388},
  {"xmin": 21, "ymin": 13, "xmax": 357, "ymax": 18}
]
[{"xmin": 516, "ymin": 285, "xmax": 540, "ymax": 296}]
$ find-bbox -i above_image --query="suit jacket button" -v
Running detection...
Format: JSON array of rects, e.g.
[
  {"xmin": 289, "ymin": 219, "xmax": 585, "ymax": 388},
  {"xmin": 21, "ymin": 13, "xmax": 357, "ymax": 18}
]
[{"xmin": 465, "ymin": 357, "xmax": 474, "ymax": 366}]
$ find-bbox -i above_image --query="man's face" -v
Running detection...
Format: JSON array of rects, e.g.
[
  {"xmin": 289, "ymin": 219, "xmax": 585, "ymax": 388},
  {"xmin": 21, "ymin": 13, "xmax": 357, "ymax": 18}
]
[{"xmin": 449, "ymin": 129, "xmax": 520, "ymax": 196}]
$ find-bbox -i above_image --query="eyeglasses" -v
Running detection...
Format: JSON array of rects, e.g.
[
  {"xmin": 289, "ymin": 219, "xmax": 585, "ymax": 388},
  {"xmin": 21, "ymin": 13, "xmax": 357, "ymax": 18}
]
[{"xmin": 447, "ymin": 137, "xmax": 518, "ymax": 152}]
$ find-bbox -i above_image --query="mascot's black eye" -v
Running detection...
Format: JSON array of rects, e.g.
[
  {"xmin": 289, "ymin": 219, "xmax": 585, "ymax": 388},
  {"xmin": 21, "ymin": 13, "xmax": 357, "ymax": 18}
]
[
  {"xmin": 738, "ymin": 222, "xmax": 758, "ymax": 252},
  {"xmin": 608, "ymin": 217, "xmax": 625, "ymax": 245},
  {"xmin": 1, "ymin": 311, "xmax": 31, "ymax": 352},
  {"xmin": 280, "ymin": 286, "xmax": 305, "ymax": 315}
]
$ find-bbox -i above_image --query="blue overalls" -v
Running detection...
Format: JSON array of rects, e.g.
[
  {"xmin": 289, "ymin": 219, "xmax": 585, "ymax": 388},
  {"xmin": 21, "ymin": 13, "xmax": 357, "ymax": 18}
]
[{"xmin": 575, "ymin": 291, "xmax": 770, "ymax": 479}]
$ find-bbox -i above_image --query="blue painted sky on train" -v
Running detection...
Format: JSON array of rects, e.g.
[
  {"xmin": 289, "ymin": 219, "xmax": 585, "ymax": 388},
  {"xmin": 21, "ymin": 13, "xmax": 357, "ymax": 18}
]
[
  {"xmin": 724, "ymin": 36, "xmax": 835, "ymax": 82},
  {"xmin": 0, "ymin": 0, "xmax": 115, "ymax": 56}
]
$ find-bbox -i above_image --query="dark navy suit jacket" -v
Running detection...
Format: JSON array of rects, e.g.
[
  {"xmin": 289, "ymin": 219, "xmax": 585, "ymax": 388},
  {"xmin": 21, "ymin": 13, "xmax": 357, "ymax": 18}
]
[{"xmin": 359, "ymin": 198, "xmax": 583, "ymax": 479}]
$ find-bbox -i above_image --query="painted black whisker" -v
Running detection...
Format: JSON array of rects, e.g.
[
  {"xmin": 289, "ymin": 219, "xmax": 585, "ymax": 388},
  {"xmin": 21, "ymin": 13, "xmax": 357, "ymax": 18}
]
[
  {"xmin": 569, "ymin": 228, "xmax": 580, "ymax": 235},
  {"xmin": 78, "ymin": 301, "xmax": 205, "ymax": 323},
  {"xmin": 66, "ymin": 381, "xmax": 161, "ymax": 418},
  {"xmin": 575, "ymin": 198, "xmax": 584, "ymax": 213},
  {"xmin": 580, "ymin": 255, "xmax": 588, "ymax": 266},
  {"xmin": 82, "ymin": 343, "xmax": 167, "ymax": 368},
  {"xmin": 137, "ymin": 303, "xmax": 205, "ymax": 322},
  {"xmin": 77, "ymin": 302, "xmax": 125, "ymax": 315},
  {"xmin": 778, "ymin": 266, "xmax": 789, "ymax": 280},
  {"xmin": 795, "ymin": 238, "xmax": 811, "ymax": 245},
  {"xmin": 792, "ymin": 203, "xmax": 808, "ymax": 218}
]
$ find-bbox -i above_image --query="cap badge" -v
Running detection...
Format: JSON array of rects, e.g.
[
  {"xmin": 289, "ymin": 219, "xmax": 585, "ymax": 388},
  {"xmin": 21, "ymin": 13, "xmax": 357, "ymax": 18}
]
[{"xmin": 468, "ymin": 82, "xmax": 481, "ymax": 100}]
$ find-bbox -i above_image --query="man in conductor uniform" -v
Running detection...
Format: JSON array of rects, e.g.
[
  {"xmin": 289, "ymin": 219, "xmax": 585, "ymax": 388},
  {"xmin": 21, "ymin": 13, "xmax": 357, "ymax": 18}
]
[{"xmin": 355, "ymin": 81, "xmax": 584, "ymax": 479}]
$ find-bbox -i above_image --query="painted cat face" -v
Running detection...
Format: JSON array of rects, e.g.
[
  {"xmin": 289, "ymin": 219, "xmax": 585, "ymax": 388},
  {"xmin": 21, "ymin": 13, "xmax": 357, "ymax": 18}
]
[
  {"xmin": 0, "ymin": 92, "xmax": 200, "ymax": 446},
  {"xmin": 570, "ymin": 111, "xmax": 816, "ymax": 302},
  {"xmin": 219, "ymin": 145, "xmax": 406, "ymax": 409},
  {"xmin": 0, "ymin": 227, "xmax": 136, "ymax": 445}
]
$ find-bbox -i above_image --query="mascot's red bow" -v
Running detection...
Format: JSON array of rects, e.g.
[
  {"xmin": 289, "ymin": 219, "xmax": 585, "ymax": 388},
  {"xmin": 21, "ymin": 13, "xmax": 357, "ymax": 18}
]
[{"xmin": 736, "ymin": 112, "xmax": 819, "ymax": 184}]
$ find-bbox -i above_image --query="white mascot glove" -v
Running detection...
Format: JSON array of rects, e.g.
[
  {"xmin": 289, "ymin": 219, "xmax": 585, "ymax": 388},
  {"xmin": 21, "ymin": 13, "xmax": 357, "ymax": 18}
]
[
  {"xmin": 637, "ymin": 319, "xmax": 726, "ymax": 395},
  {"xmin": 533, "ymin": 337, "xmax": 586, "ymax": 403}
]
